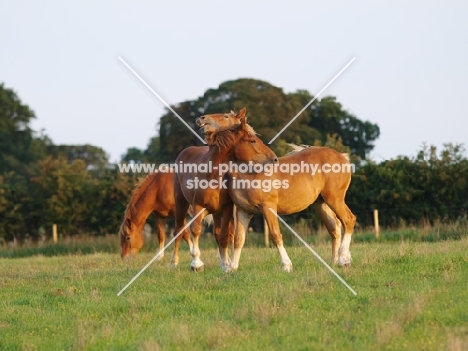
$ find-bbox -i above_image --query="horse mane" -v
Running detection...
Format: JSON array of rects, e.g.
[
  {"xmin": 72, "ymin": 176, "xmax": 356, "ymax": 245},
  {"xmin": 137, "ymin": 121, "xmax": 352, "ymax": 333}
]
[
  {"xmin": 286, "ymin": 143, "xmax": 311, "ymax": 155},
  {"xmin": 285, "ymin": 143, "xmax": 350, "ymax": 160},
  {"xmin": 120, "ymin": 173, "xmax": 158, "ymax": 236},
  {"xmin": 206, "ymin": 123, "xmax": 256, "ymax": 148}
]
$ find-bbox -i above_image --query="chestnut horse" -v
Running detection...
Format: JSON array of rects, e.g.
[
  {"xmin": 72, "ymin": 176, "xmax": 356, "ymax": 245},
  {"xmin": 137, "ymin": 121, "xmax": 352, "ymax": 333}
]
[
  {"xmin": 197, "ymin": 110, "xmax": 356, "ymax": 271},
  {"xmin": 171, "ymin": 108, "xmax": 282, "ymax": 271},
  {"xmin": 119, "ymin": 171, "xmax": 191, "ymax": 259},
  {"xmin": 119, "ymin": 171, "xmax": 215, "ymax": 260}
]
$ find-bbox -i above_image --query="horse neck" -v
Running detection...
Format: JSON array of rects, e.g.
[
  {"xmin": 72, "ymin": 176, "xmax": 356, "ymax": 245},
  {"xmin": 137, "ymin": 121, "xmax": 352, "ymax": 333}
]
[
  {"xmin": 205, "ymin": 145, "xmax": 235, "ymax": 177},
  {"xmin": 127, "ymin": 183, "xmax": 158, "ymax": 227}
]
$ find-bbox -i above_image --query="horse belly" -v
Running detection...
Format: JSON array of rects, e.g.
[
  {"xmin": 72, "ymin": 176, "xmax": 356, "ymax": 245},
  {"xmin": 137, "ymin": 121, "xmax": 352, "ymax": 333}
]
[
  {"xmin": 197, "ymin": 194, "xmax": 222, "ymax": 214},
  {"xmin": 277, "ymin": 179, "xmax": 319, "ymax": 214},
  {"xmin": 229, "ymin": 188, "xmax": 264, "ymax": 214}
]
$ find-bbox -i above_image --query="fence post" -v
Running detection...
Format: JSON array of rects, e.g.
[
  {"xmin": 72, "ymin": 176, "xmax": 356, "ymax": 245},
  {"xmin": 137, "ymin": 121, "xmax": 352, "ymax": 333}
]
[
  {"xmin": 53, "ymin": 224, "xmax": 58, "ymax": 243},
  {"xmin": 373, "ymin": 209, "xmax": 380, "ymax": 238},
  {"xmin": 264, "ymin": 218, "xmax": 269, "ymax": 247}
]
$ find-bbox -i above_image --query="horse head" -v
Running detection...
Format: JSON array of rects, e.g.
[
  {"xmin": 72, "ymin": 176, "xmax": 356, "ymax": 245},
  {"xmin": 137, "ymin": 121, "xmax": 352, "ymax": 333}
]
[
  {"xmin": 119, "ymin": 215, "xmax": 144, "ymax": 260},
  {"xmin": 196, "ymin": 107, "xmax": 245, "ymax": 142},
  {"xmin": 200, "ymin": 108, "xmax": 278, "ymax": 165}
]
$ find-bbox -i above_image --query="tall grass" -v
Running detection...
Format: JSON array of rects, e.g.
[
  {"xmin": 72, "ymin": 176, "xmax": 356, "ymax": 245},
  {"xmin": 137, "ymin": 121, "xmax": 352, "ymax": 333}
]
[
  {"xmin": 285, "ymin": 217, "xmax": 468, "ymax": 246},
  {"xmin": 0, "ymin": 234, "xmax": 120, "ymax": 258},
  {"xmin": 1, "ymin": 218, "xmax": 467, "ymax": 258}
]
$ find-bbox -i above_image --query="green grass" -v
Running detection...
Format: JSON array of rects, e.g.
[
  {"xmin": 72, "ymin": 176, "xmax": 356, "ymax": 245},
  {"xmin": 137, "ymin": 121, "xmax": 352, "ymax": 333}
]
[
  {"xmin": 0, "ymin": 235, "xmax": 120, "ymax": 259},
  {"xmin": 2, "ymin": 217, "xmax": 467, "ymax": 259},
  {"xmin": 1, "ymin": 236, "xmax": 467, "ymax": 350},
  {"xmin": 287, "ymin": 217, "xmax": 468, "ymax": 245}
]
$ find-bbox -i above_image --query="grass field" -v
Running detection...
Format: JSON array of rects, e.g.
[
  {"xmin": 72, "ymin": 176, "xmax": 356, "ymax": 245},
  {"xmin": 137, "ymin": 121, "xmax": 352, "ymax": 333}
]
[{"xmin": 1, "ymin": 234, "xmax": 467, "ymax": 350}]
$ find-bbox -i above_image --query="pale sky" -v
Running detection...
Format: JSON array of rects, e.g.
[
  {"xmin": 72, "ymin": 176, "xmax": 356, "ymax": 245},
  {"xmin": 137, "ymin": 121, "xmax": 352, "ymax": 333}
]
[{"xmin": 1, "ymin": 1, "xmax": 467, "ymax": 163}]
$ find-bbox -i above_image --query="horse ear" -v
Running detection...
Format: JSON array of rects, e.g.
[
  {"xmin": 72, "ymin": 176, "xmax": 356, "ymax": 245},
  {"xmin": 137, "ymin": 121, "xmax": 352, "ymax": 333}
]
[
  {"xmin": 241, "ymin": 112, "xmax": 247, "ymax": 129},
  {"xmin": 238, "ymin": 107, "xmax": 247, "ymax": 119}
]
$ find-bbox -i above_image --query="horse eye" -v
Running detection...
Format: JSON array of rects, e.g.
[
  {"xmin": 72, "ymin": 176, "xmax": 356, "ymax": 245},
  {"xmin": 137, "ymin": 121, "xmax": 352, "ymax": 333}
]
[
  {"xmin": 126, "ymin": 236, "xmax": 131, "ymax": 241},
  {"xmin": 249, "ymin": 139, "xmax": 256, "ymax": 144}
]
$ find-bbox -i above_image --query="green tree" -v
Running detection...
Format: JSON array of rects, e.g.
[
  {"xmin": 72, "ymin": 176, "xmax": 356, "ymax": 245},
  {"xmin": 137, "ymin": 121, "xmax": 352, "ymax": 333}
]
[
  {"xmin": 46, "ymin": 144, "xmax": 109, "ymax": 171},
  {"xmin": 159, "ymin": 101, "xmax": 205, "ymax": 162},
  {"xmin": 33, "ymin": 157, "xmax": 97, "ymax": 235},
  {"xmin": 0, "ymin": 83, "xmax": 142, "ymax": 240},
  {"xmin": 308, "ymin": 96, "xmax": 380, "ymax": 159},
  {"xmin": 0, "ymin": 83, "xmax": 48, "ymax": 174},
  {"xmin": 347, "ymin": 143, "xmax": 468, "ymax": 227},
  {"xmin": 121, "ymin": 136, "xmax": 161, "ymax": 163},
  {"xmin": 121, "ymin": 147, "xmax": 146, "ymax": 163},
  {"xmin": 157, "ymin": 78, "xmax": 379, "ymax": 161},
  {"xmin": 0, "ymin": 84, "xmax": 50, "ymax": 240},
  {"xmin": 0, "ymin": 173, "xmax": 29, "ymax": 240},
  {"xmin": 91, "ymin": 170, "xmax": 138, "ymax": 234}
]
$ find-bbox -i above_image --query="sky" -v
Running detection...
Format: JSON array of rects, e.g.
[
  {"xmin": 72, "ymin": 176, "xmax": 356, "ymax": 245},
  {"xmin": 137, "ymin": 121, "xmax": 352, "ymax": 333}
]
[{"xmin": 1, "ymin": 1, "xmax": 467, "ymax": 163}]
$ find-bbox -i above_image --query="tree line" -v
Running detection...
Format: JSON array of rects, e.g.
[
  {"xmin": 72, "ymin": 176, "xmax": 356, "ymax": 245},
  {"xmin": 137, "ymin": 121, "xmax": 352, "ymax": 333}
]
[
  {"xmin": 347, "ymin": 143, "xmax": 468, "ymax": 227},
  {"xmin": 0, "ymin": 81, "xmax": 466, "ymax": 242}
]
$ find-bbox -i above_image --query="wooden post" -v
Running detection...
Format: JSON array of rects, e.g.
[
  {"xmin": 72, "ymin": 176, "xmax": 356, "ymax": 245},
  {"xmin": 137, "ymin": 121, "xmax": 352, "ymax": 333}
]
[
  {"xmin": 373, "ymin": 209, "xmax": 380, "ymax": 238},
  {"xmin": 264, "ymin": 218, "xmax": 269, "ymax": 247},
  {"xmin": 53, "ymin": 224, "xmax": 58, "ymax": 243}
]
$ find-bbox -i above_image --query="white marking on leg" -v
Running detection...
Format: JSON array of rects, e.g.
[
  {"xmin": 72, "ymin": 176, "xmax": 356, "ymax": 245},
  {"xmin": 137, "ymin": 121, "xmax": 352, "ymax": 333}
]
[
  {"xmin": 191, "ymin": 257, "xmax": 204, "ymax": 270},
  {"xmin": 156, "ymin": 250, "xmax": 165, "ymax": 261},
  {"xmin": 277, "ymin": 245, "xmax": 293, "ymax": 272},
  {"xmin": 230, "ymin": 248, "xmax": 242, "ymax": 271},
  {"xmin": 219, "ymin": 246, "xmax": 230, "ymax": 272},
  {"xmin": 186, "ymin": 238, "xmax": 194, "ymax": 253},
  {"xmin": 269, "ymin": 208, "xmax": 357, "ymax": 296},
  {"xmin": 338, "ymin": 233, "xmax": 352, "ymax": 266},
  {"xmin": 190, "ymin": 244, "xmax": 204, "ymax": 270}
]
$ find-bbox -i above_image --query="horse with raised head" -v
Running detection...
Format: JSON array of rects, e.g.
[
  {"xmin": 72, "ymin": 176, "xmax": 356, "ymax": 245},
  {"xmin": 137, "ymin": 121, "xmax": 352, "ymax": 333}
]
[
  {"xmin": 171, "ymin": 108, "xmax": 285, "ymax": 271},
  {"xmin": 197, "ymin": 109, "xmax": 356, "ymax": 271}
]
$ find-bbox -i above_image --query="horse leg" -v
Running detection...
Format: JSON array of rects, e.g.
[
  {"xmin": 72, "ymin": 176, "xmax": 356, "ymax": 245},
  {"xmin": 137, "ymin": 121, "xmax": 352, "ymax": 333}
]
[
  {"xmin": 231, "ymin": 205, "xmax": 237, "ymax": 251},
  {"xmin": 182, "ymin": 218, "xmax": 194, "ymax": 255},
  {"xmin": 312, "ymin": 200, "xmax": 342, "ymax": 265},
  {"xmin": 211, "ymin": 214, "xmax": 233, "ymax": 260},
  {"xmin": 263, "ymin": 205, "xmax": 292, "ymax": 272},
  {"xmin": 228, "ymin": 207, "xmax": 253, "ymax": 272},
  {"xmin": 321, "ymin": 191, "xmax": 356, "ymax": 267},
  {"xmin": 212, "ymin": 214, "xmax": 221, "ymax": 258},
  {"xmin": 189, "ymin": 204, "xmax": 205, "ymax": 272},
  {"xmin": 155, "ymin": 216, "xmax": 166, "ymax": 261},
  {"xmin": 171, "ymin": 188, "xmax": 190, "ymax": 268},
  {"xmin": 217, "ymin": 203, "xmax": 234, "ymax": 271}
]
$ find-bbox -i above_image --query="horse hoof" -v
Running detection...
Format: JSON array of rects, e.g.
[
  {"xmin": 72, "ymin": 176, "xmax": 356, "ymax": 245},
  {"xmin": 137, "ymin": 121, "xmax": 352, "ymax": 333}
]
[
  {"xmin": 220, "ymin": 263, "xmax": 229, "ymax": 272},
  {"xmin": 191, "ymin": 264, "xmax": 204, "ymax": 272},
  {"xmin": 222, "ymin": 266, "xmax": 232, "ymax": 273},
  {"xmin": 338, "ymin": 255, "xmax": 352, "ymax": 267},
  {"xmin": 282, "ymin": 263, "xmax": 293, "ymax": 272},
  {"xmin": 223, "ymin": 264, "xmax": 238, "ymax": 273}
]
